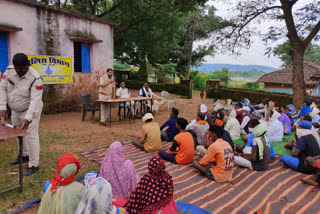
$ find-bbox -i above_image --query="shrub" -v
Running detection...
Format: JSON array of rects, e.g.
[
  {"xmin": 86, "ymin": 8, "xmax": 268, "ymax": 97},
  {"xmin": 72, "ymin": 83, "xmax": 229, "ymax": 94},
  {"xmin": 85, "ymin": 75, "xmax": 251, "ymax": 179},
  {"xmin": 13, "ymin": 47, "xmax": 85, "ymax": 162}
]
[
  {"xmin": 241, "ymin": 82, "xmax": 261, "ymax": 90},
  {"xmin": 125, "ymin": 80, "xmax": 190, "ymax": 98}
]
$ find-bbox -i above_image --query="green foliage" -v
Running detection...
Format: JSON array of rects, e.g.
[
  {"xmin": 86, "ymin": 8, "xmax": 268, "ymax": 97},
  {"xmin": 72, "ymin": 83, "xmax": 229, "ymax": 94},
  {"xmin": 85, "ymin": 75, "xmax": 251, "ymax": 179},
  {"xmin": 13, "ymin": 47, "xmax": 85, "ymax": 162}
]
[
  {"xmin": 136, "ymin": 57, "xmax": 151, "ymax": 82},
  {"xmin": 155, "ymin": 63, "xmax": 177, "ymax": 83},
  {"xmin": 190, "ymin": 68, "xmax": 230, "ymax": 90},
  {"xmin": 241, "ymin": 82, "xmax": 261, "ymax": 90},
  {"xmin": 207, "ymin": 87, "xmax": 293, "ymax": 108},
  {"xmin": 271, "ymin": 41, "xmax": 320, "ymax": 67},
  {"xmin": 125, "ymin": 80, "xmax": 190, "ymax": 97},
  {"xmin": 230, "ymin": 70, "xmax": 266, "ymax": 81},
  {"xmin": 208, "ymin": 68, "xmax": 229, "ymax": 85},
  {"xmin": 114, "ymin": 60, "xmax": 131, "ymax": 70}
]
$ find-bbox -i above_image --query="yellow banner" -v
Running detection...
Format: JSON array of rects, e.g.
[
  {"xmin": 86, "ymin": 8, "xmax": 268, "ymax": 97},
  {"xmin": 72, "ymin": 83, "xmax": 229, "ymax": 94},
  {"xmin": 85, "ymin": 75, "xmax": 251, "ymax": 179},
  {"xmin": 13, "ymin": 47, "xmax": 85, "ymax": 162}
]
[{"xmin": 28, "ymin": 55, "xmax": 73, "ymax": 84}]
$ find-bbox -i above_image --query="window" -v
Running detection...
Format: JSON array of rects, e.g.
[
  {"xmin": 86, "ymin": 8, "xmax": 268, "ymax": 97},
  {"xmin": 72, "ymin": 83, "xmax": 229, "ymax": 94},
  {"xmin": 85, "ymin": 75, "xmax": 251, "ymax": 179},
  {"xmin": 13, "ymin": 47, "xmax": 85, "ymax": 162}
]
[
  {"xmin": 0, "ymin": 32, "xmax": 8, "ymax": 72},
  {"xmin": 74, "ymin": 42, "xmax": 91, "ymax": 73}
]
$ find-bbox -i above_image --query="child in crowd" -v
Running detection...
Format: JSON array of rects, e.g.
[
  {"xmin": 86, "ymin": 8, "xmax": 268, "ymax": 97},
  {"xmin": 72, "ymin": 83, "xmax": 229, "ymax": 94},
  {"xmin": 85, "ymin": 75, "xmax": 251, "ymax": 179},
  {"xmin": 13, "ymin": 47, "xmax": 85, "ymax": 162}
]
[{"xmin": 200, "ymin": 89, "xmax": 205, "ymax": 99}]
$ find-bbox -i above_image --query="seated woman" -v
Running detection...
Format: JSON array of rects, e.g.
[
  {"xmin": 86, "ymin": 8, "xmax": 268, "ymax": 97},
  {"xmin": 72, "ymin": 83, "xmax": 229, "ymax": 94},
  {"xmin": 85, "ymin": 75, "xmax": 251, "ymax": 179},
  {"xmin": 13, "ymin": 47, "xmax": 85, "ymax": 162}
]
[
  {"xmin": 224, "ymin": 107, "xmax": 241, "ymax": 140},
  {"xmin": 234, "ymin": 124, "xmax": 271, "ymax": 171},
  {"xmin": 186, "ymin": 112, "xmax": 210, "ymax": 147},
  {"xmin": 75, "ymin": 177, "xmax": 126, "ymax": 214},
  {"xmin": 158, "ymin": 118, "xmax": 195, "ymax": 164},
  {"xmin": 280, "ymin": 121, "xmax": 320, "ymax": 174},
  {"xmin": 99, "ymin": 141, "xmax": 140, "ymax": 200},
  {"xmin": 267, "ymin": 111, "xmax": 284, "ymax": 142},
  {"xmin": 130, "ymin": 113, "xmax": 163, "ymax": 152},
  {"xmin": 192, "ymin": 125, "xmax": 234, "ymax": 182},
  {"xmin": 124, "ymin": 155, "xmax": 177, "ymax": 214},
  {"xmin": 286, "ymin": 104, "xmax": 299, "ymax": 125},
  {"xmin": 38, "ymin": 154, "xmax": 85, "ymax": 214},
  {"xmin": 278, "ymin": 107, "xmax": 292, "ymax": 135}
]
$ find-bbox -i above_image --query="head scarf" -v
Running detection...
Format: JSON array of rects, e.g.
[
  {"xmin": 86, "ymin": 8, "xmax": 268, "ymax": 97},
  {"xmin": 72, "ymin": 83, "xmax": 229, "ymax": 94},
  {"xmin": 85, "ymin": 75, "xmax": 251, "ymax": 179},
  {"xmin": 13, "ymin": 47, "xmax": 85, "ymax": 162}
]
[
  {"xmin": 297, "ymin": 121, "xmax": 312, "ymax": 130},
  {"xmin": 143, "ymin": 113, "xmax": 154, "ymax": 121},
  {"xmin": 227, "ymin": 109, "xmax": 237, "ymax": 121},
  {"xmin": 75, "ymin": 177, "xmax": 116, "ymax": 214},
  {"xmin": 214, "ymin": 103, "xmax": 224, "ymax": 112},
  {"xmin": 242, "ymin": 106, "xmax": 250, "ymax": 113},
  {"xmin": 124, "ymin": 155, "xmax": 174, "ymax": 214},
  {"xmin": 224, "ymin": 106, "xmax": 233, "ymax": 111},
  {"xmin": 300, "ymin": 105, "xmax": 312, "ymax": 117},
  {"xmin": 252, "ymin": 124, "xmax": 270, "ymax": 160},
  {"xmin": 279, "ymin": 112, "xmax": 292, "ymax": 135},
  {"xmin": 286, "ymin": 104, "xmax": 296, "ymax": 114},
  {"xmin": 242, "ymin": 98, "xmax": 250, "ymax": 106},
  {"xmin": 49, "ymin": 154, "xmax": 81, "ymax": 194},
  {"xmin": 99, "ymin": 141, "xmax": 139, "ymax": 200},
  {"xmin": 286, "ymin": 104, "xmax": 299, "ymax": 124},
  {"xmin": 200, "ymin": 104, "xmax": 208, "ymax": 113},
  {"xmin": 226, "ymin": 99, "xmax": 232, "ymax": 106},
  {"xmin": 235, "ymin": 103, "xmax": 243, "ymax": 108}
]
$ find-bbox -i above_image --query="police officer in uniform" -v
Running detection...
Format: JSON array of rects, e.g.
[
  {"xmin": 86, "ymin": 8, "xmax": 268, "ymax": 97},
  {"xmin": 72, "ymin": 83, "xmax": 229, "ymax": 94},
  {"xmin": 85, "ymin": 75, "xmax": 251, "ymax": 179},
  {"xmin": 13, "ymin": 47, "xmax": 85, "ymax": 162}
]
[
  {"xmin": 99, "ymin": 68, "xmax": 115, "ymax": 126},
  {"xmin": 0, "ymin": 53, "xmax": 43, "ymax": 176}
]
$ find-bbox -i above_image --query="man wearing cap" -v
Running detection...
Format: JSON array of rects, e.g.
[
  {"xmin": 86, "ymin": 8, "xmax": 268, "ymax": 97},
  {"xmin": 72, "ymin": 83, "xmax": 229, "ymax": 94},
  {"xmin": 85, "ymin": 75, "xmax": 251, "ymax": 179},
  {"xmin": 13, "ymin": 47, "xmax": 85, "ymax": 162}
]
[
  {"xmin": 280, "ymin": 121, "xmax": 320, "ymax": 174},
  {"xmin": 0, "ymin": 53, "xmax": 43, "ymax": 176},
  {"xmin": 131, "ymin": 113, "xmax": 162, "ymax": 152},
  {"xmin": 99, "ymin": 68, "xmax": 115, "ymax": 126}
]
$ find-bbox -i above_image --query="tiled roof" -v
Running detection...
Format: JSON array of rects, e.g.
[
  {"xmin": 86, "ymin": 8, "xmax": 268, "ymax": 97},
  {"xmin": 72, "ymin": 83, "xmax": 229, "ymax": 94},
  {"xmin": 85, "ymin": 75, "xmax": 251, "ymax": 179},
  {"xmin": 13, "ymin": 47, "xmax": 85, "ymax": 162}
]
[{"xmin": 257, "ymin": 61, "xmax": 320, "ymax": 87}]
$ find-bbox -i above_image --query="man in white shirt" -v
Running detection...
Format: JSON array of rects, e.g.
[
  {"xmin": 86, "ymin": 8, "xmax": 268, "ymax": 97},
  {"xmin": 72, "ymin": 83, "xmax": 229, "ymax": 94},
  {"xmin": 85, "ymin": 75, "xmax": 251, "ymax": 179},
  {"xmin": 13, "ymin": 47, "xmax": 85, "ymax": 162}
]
[
  {"xmin": 116, "ymin": 81, "xmax": 136, "ymax": 116},
  {"xmin": 138, "ymin": 82, "xmax": 158, "ymax": 112}
]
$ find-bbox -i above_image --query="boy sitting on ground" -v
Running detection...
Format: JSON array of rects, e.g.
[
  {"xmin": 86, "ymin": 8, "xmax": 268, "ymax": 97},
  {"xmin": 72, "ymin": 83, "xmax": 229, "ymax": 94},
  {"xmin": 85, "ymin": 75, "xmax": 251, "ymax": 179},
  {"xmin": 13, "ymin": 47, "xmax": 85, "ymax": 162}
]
[
  {"xmin": 160, "ymin": 108, "xmax": 179, "ymax": 142},
  {"xmin": 192, "ymin": 125, "xmax": 234, "ymax": 182},
  {"xmin": 234, "ymin": 123, "xmax": 271, "ymax": 171},
  {"xmin": 130, "ymin": 113, "xmax": 162, "ymax": 153},
  {"xmin": 158, "ymin": 118, "xmax": 195, "ymax": 164}
]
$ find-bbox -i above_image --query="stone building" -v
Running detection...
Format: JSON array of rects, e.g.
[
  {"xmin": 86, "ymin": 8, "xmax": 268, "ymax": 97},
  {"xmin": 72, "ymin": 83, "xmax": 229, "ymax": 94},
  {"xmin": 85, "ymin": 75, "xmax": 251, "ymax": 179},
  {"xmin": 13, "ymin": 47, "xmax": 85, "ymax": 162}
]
[{"xmin": 0, "ymin": 0, "xmax": 115, "ymax": 110}]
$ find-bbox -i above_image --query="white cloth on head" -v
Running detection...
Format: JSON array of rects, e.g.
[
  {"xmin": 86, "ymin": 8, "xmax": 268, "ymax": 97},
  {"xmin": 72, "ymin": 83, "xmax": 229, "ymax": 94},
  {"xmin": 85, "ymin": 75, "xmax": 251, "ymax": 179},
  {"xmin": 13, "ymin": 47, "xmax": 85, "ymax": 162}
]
[
  {"xmin": 226, "ymin": 99, "xmax": 232, "ymax": 105},
  {"xmin": 214, "ymin": 103, "xmax": 224, "ymax": 112},
  {"xmin": 269, "ymin": 111, "xmax": 281, "ymax": 123},
  {"xmin": 296, "ymin": 128, "xmax": 312, "ymax": 138},
  {"xmin": 242, "ymin": 106, "xmax": 250, "ymax": 113},
  {"xmin": 225, "ymin": 109, "xmax": 241, "ymax": 140},
  {"xmin": 200, "ymin": 104, "xmax": 208, "ymax": 113}
]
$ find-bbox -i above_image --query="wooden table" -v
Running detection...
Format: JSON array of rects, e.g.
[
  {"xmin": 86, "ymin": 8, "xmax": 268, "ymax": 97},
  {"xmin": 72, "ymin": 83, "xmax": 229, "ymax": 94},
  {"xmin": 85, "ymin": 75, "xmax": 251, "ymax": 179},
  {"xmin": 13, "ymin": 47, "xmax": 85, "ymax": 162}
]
[
  {"xmin": 97, "ymin": 97, "xmax": 153, "ymax": 127},
  {"xmin": 0, "ymin": 125, "xmax": 28, "ymax": 194}
]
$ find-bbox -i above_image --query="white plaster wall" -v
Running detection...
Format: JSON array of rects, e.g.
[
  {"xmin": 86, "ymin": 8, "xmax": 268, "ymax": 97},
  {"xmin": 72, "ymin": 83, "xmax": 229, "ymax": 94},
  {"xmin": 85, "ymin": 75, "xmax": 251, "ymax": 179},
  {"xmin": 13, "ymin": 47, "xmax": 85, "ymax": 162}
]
[{"xmin": 0, "ymin": 0, "xmax": 114, "ymax": 104}]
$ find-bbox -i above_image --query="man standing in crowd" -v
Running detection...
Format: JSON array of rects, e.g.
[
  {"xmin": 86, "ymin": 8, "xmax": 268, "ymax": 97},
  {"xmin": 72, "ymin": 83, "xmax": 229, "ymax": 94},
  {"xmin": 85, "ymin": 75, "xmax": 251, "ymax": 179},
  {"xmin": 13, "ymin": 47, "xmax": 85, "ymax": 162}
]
[
  {"xmin": 0, "ymin": 53, "xmax": 43, "ymax": 176},
  {"xmin": 99, "ymin": 68, "xmax": 115, "ymax": 126}
]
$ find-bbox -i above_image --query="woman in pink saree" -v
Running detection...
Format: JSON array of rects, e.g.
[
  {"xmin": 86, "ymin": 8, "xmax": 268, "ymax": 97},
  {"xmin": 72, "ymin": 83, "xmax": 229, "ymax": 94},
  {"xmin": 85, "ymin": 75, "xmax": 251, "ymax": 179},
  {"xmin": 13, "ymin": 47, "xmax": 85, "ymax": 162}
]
[{"xmin": 99, "ymin": 141, "xmax": 140, "ymax": 200}]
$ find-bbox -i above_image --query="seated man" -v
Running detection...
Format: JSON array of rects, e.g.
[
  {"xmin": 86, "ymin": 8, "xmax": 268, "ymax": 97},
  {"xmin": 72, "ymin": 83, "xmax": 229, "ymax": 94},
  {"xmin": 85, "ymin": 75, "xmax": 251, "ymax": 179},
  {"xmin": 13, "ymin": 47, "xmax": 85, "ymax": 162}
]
[
  {"xmin": 197, "ymin": 125, "xmax": 234, "ymax": 156},
  {"xmin": 130, "ymin": 113, "xmax": 162, "ymax": 153},
  {"xmin": 254, "ymin": 97, "xmax": 269, "ymax": 115},
  {"xmin": 186, "ymin": 112, "xmax": 210, "ymax": 147},
  {"xmin": 301, "ymin": 155, "xmax": 320, "ymax": 186},
  {"xmin": 266, "ymin": 111, "xmax": 284, "ymax": 142},
  {"xmin": 224, "ymin": 107, "xmax": 241, "ymax": 140},
  {"xmin": 192, "ymin": 125, "xmax": 234, "ymax": 182},
  {"xmin": 280, "ymin": 121, "xmax": 320, "ymax": 174},
  {"xmin": 242, "ymin": 111, "xmax": 267, "ymax": 143},
  {"xmin": 158, "ymin": 118, "xmax": 195, "ymax": 164},
  {"xmin": 235, "ymin": 103, "xmax": 244, "ymax": 124},
  {"xmin": 160, "ymin": 108, "xmax": 179, "ymax": 142},
  {"xmin": 234, "ymin": 123, "xmax": 271, "ymax": 171},
  {"xmin": 199, "ymin": 104, "xmax": 213, "ymax": 126},
  {"xmin": 138, "ymin": 82, "xmax": 158, "ymax": 113},
  {"xmin": 240, "ymin": 106, "xmax": 251, "ymax": 135},
  {"xmin": 116, "ymin": 81, "xmax": 136, "ymax": 117},
  {"xmin": 237, "ymin": 119, "xmax": 275, "ymax": 158}
]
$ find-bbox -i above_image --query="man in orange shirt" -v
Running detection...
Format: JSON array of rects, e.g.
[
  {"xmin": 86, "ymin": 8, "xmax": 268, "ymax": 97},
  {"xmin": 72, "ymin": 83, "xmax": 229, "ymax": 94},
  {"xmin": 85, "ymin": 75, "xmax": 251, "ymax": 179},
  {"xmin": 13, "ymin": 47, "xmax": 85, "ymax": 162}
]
[
  {"xmin": 192, "ymin": 125, "xmax": 234, "ymax": 182},
  {"xmin": 158, "ymin": 118, "xmax": 195, "ymax": 164}
]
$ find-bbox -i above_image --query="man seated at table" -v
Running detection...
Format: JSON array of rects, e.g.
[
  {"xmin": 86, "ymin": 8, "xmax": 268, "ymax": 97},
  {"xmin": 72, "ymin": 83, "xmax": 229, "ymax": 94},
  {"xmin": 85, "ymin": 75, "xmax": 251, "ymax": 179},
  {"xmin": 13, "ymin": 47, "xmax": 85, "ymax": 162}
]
[
  {"xmin": 138, "ymin": 82, "xmax": 159, "ymax": 113},
  {"xmin": 116, "ymin": 81, "xmax": 137, "ymax": 117},
  {"xmin": 130, "ymin": 113, "xmax": 162, "ymax": 153}
]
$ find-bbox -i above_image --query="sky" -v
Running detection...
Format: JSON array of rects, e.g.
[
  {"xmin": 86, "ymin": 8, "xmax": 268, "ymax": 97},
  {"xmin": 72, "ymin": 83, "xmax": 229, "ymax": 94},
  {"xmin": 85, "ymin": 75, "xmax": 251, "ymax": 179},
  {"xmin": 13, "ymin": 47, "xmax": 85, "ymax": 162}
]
[{"xmin": 196, "ymin": 0, "xmax": 317, "ymax": 68}]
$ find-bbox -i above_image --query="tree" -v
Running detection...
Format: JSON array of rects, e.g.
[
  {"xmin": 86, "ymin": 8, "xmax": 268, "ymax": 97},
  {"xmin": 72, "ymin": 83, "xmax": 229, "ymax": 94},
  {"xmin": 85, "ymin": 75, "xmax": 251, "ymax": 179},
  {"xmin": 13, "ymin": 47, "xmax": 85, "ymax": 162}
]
[
  {"xmin": 215, "ymin": 0, "xmax": 320, "ymax": 107},
  {"xmin": 271, "ymin": 41, "xmax": 320, "ymax": 67}
]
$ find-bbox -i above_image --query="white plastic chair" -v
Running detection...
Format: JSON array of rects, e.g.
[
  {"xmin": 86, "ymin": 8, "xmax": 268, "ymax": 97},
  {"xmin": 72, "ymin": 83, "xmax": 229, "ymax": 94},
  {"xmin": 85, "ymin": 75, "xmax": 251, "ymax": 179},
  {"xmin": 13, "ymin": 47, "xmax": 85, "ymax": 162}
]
[{"xmin": 161, "ymin": 91, "xmax": 176, "ymax": 111}]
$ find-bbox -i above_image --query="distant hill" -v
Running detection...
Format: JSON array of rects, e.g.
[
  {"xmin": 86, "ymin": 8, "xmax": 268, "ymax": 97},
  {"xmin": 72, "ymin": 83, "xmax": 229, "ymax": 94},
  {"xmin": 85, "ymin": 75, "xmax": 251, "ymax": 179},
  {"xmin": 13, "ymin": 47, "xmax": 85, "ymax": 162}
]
[{"xmin": 193, "ymin": 64, "xmax": 278, "ymax": 73}]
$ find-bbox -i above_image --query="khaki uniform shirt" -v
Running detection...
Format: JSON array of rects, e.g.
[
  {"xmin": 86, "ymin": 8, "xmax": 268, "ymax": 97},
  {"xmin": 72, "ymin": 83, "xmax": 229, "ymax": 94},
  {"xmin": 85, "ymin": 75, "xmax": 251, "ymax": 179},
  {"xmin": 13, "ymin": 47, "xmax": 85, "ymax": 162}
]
[
  {"xmin": 0, "ymin": 66, "xmax": 43, "ymax": 120},
  {"xmin": 99, "ymin": 75, "xmax": 115, "ymax": 100}
]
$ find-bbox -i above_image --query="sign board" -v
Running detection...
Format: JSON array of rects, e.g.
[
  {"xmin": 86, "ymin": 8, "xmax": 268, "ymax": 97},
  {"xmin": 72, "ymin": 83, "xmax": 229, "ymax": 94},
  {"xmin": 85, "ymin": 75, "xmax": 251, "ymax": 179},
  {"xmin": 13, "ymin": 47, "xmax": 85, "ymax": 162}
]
[{"xmin": 28, "ymin": 55, "xmax": 73, "ymax": 84}]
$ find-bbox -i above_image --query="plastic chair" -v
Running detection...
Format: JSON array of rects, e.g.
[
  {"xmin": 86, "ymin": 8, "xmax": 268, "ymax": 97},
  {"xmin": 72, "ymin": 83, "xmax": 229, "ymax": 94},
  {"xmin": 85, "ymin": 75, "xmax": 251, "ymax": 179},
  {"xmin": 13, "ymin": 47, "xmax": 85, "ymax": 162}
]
[
  {"xmin": 80, "ymin": 94, "xmax": 100, "ymax": 121},
  {"xmin": 161, "ymin": 91, "xmax": 176, "ymax": 111}
]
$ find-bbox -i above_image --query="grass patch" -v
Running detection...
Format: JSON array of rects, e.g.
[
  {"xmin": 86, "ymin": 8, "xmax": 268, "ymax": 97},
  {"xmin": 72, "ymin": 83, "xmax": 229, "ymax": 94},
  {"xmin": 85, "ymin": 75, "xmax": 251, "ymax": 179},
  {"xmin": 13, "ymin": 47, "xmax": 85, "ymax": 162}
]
[{"xmin": 0, "ymin": 131, "xmax": 99, "ymax": 213}]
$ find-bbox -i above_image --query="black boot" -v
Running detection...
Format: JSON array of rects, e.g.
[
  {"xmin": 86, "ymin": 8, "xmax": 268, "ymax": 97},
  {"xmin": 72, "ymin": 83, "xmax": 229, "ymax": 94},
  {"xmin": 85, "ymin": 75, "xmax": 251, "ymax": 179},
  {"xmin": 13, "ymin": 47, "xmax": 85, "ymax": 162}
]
[
  {"xmin": 23, "ymin": 166, "xmax": 39, "ymax": 176},
  {"xmin": 10, "ymin": 155, "xmax": 29, "ymax": 165}
]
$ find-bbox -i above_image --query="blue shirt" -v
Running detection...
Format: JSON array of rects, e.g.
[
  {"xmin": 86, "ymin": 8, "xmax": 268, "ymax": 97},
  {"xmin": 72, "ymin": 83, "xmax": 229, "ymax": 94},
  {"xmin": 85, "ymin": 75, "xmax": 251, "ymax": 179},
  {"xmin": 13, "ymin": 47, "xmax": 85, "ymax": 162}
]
[
  {"xmin": 246, "ymin": 132, "xmax": 275, "ymax": 157},
  {"xmin": 160, "ymin": 117, "xmax": 179, "ymax": 141}
]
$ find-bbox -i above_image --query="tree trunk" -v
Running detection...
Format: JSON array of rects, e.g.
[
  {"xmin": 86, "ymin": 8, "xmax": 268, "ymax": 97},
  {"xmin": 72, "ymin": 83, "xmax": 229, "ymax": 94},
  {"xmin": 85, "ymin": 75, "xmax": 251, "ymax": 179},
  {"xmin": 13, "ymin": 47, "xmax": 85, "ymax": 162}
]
[
  {"xmin": 186, "ymin": 16, "xmax": 196, "ymax": 80},
  {"xmin": 292, "ymin": 44, "xmax": 306, "ymax": 108}
]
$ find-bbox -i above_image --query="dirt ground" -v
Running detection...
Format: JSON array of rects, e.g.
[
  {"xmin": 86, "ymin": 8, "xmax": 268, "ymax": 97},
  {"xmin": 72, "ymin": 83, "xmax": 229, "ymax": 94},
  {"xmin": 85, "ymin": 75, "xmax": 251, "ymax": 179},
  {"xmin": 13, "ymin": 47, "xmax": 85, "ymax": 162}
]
[{"xmin": 9, "ymin": 92, "xmax": 216, "ymax": 214}]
